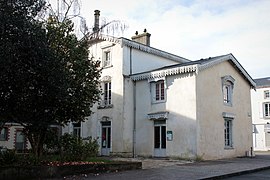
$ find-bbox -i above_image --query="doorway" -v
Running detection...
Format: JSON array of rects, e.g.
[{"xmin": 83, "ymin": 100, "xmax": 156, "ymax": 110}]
[
  {"xmin": 154, "ymin": 120, "xmax": 166, "ymax": 157},
  {"xmin": 101, "ymin": 121, "xmax": 111, "ymax": 156}
]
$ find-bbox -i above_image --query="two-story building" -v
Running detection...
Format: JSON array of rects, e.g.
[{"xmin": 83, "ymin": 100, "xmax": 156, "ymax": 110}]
[
  {"xmin": 62, "ymin": 10, "xmax": 255, "ymax": 160},
  {"xmin": 252, "ymin": 77, "xmax": 270, "ymax": 151}
]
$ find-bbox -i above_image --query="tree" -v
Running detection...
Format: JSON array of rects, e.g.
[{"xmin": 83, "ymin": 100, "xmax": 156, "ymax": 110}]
[{"xmin": 0, "ymin": 0, "xmax": 101, "ymax": 156}]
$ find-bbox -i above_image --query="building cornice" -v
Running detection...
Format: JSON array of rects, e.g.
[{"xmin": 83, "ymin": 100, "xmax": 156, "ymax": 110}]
[{"xmin": 131, "ymin": 64, "xmax": 198, "ymax": 81}]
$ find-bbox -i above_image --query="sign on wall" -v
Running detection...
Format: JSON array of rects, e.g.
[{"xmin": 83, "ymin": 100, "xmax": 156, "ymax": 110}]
[{"xmin": 166, "ymin": 131, "xmax": 173, "ymax": 141}]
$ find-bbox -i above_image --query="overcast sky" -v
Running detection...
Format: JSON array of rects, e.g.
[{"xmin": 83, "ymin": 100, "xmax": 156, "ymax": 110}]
[{"xmin": 49, "ymin": 0, "xmax": 270, "ymax": 79}]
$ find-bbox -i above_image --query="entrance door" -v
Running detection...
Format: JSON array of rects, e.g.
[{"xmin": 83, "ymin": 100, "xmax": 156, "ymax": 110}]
[
  {"xmin": 154, "ymin": 121, "xmax": 166, "ymax": 157},
  {"xmin": 101, "ymin": 121, "xmax": 111, "ymax": 156},
  {"xmin": 15, "ymin": 131, "xmax": 26, "ymax": 153},
  {"xmin": 265, "ymin": 132, "xmax": 270, "ymax": 148}
]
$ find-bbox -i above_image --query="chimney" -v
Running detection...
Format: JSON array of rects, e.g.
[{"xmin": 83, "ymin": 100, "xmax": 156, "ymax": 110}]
[
  {"xmin": 93, "ymin": 10, "xmax": 100, "ymax": 32},
  {"xmin": 131, "ymin": 29, "xmax": 151, "ymax": 46}
]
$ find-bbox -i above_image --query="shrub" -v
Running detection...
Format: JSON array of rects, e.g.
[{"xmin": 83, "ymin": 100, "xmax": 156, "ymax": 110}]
[
  {"xmin": 59, "ymin": 133, "xmax": 99, "ymax": 161},
  {"xmin": 0, "ymin": 149, "xmax": 18, "ymax": 166}
]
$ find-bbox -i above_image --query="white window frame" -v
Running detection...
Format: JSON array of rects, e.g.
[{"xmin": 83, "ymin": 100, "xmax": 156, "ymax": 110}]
[
  {"xmin": 264, "ymin": 90, "xmax": 270, "ymax": 99},
  {"xmin": 102, "ymin": 49, "xmax": 112, "ymax": 67},
  {"xmin": 224, "ymin": 117, "xmax": 233, "ymax": 148},
  {"xmin": 222, "ymin": 76, "xmax": 235, "ymax": 106},
  {"xmin": 149, "ymin": 78, "xmax": 166, "ymax": 104},
  {"xmin": 264, "ymin": 102, "xmax": 270, "ymax": 118},
  {"xmin": 104, "ymin": 81, "xmax": 112, "ymax": 106},
  {"xmin": 73, "ymin": 122, "xmax": 81, "ymax": 138}
]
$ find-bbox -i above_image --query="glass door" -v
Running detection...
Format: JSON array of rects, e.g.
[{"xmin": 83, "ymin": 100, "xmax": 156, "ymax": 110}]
[
  {"xmin": 154, "ymin": 120, "xmax": 166, "ymax": 157},
  {"xmin": 101, "ymin": 121, "xmax": 111, "ymax": 156}
]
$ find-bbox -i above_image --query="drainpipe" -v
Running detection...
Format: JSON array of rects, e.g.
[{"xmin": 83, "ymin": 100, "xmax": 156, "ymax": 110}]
[
  {"xmin": 133, "ymin": 81, "xmax": 136, "ymax": 158},
  {"xmin": 130, "ymin": 47, "xmax": 136, "ymax": 158}
]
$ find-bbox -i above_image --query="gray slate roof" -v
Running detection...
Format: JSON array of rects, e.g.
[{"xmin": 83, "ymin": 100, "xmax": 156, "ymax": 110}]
[
  {"xmin": 254, "ymin": 77, "xmax": 270, "ymax": 88},
  {"xmin": 131, "ymin": 53, "xmax": 256, "ymax": 88}
]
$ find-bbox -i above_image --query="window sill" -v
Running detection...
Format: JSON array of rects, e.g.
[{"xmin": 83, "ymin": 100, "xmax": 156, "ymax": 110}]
[
  {"xmin": 97, "ymin": 104, "xmax": 113, "ymax": 109},
  {"xmin": 102, "ymin": 65, "xmax": 113, "ymax": 69},
  {"xmin": 223, "ymin": 102, "xmax": 232, "ymax": 107},
  {"xmin": 224, "ymin": 146, "xmax": 234, "ymax": 150},
  {"xmin": 152, "ymin": 100, "xmax": 166, "ymax": 104}
]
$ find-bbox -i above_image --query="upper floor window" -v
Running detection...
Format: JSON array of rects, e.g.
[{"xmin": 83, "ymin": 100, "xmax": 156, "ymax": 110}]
[
  {"xmin": 102, "ymin": 49, "xmax": 111, "ymax": 67},
  {"xmin": 150, "ymin": 78, "xmax": 166, "ymax": 103},
  {"xmin": 156, "ymin": 81, "xmax": 165, "ymax": 101},
  {"xmin": 0, "ymin": 127, "xmax": 8, "ymax": 141},
  {"xmin": 264, "ymin": 102, "xmax": 270, "ymax": 118},
  {"xmin": 265, "ymin": 90, "xmax": 270, "ymax": 99},
  {"xmin": 104, "ymin": 82, "xmax": 112, "ymax": 106},
  {"xmin": 98, "ymin": 76, "xmax": 113, "ymax": 108},
  {"xmin": 222, "ymin": 76, "xmax": 235, "ymax": 106}
]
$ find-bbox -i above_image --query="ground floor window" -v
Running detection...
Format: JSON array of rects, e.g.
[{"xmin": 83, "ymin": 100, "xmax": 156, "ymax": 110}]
[
  {"xmin": 73, "ymin": 122, "xmax": 81, "ymax": 138},
  {"xmin": 264, "ymin": 103, "xmax": 270, "ymax": 118},
  {"xmin": 0, "ymin": 127, "xmax": 8, "ymax": 141},
  {"xmin": 224, "ymin": 118, "xmax": 233, "ymax": 148}
]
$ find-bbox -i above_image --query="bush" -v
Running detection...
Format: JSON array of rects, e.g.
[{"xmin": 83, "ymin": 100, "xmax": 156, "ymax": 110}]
[
  {"xmin": 59, "ymin": 133, "xmax": 99, "ymax": 161},
  {"xmin": 0, "ymin": 149, "xmax": 18, "ymax": 166}
]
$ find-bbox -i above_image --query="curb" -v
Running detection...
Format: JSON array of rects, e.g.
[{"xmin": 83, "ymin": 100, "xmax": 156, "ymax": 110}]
[{"xmin": 200, "ymin": 165, "xmax": 270, "ymax": 179}]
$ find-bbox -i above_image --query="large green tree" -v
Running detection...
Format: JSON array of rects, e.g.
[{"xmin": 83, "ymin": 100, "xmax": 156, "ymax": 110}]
[{"xmin": 0, "ymin": 0, "xmax": 101, "ymax": 156}]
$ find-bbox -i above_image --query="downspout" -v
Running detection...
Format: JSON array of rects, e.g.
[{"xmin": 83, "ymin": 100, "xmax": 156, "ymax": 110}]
[
  {"xmin": 130, "ymin": 47, "xmax": 136, "ymax": 158},
  {"xmin": 133, "ymin": 81, "xmax": 136, "ymax": 158}
]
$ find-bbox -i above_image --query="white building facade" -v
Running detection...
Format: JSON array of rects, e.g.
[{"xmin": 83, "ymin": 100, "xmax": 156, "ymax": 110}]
[
  {"xmin": 252, "ymin": 77, "xmax": 270, "ymax": 151},
  {"xmin": 62, "ymin": 11, "xmax": 255, "ymax": 160}
]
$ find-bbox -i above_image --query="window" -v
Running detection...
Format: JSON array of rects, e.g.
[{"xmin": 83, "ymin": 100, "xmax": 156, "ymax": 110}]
[
  {"xmin": 151, "ymin": 80, "xmax": 166, "ymax": 103},
  {"xmin": 224, "ymin": 118, "xmax": 233, "ymax": 148},
  {"xmin": 264, "ymin": 103, "xmax": 270, "ymax": 118},
  {"xmin": 103, "ymin": 50, "xmax": 111, "ymax": 67},
  {"xmin": 155, "ymin": 81, "xmax": 165, "ymax": 101},
  {"xmin": 0, "ymin": 127, "xmax": 8, "ymax": 141},
  {"xmin": 98, "ymin": 76, "xmax": 112, "ymax": 108},
  {"xmin": 265, "ymin": 90, "xmax": 270, "ymax": 99},
  {"xmin": 222, "ymin": 76, "xmax": 235, "ymax": 106},
  {"xmin": 104, "ymin": 82, "xmax": 112, "ymax": 106},
  {"xmin": 73, "ymin": 122, "xmax": 81, "ymax": 138}
]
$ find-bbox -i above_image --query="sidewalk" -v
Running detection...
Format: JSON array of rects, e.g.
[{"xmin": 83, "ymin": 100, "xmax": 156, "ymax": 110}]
[{"xmin": 62, "ymin": 152, "xmax": 270, "ymax": 180}]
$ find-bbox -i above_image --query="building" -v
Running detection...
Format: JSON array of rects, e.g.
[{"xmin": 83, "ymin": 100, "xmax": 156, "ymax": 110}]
[
  {"xmin": 252, "ymin": 77, "xmax": 270, "ymax": 151},
  {"xmin": 0, "ymin": 123, "xmax": 29, "ymax": 152},
  {"xmin": 62, "ymin": 10, "xmax": 255, "ymax": 160}
]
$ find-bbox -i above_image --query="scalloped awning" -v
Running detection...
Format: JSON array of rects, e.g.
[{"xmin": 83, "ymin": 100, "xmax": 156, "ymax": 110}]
[{"xmin": 148, "ymin": 111, "xmax": 169, "ymax": 120}]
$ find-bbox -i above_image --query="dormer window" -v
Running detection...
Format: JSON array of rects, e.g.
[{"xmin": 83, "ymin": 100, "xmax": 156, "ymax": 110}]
[{"xmin": 222, "ymin": 76, "xmax": 235, "ymax": 106}]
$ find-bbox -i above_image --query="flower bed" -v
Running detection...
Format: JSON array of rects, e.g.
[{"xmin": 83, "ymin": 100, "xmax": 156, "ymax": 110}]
[{"xmin": 0, "ymin": 161, "xmax": 142, "ymax": 179}]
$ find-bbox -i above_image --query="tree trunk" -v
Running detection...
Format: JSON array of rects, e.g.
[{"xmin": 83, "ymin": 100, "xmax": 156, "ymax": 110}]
[{"xmin": 25, "ymin": 128, "xmax": 46, "ymax": 157}]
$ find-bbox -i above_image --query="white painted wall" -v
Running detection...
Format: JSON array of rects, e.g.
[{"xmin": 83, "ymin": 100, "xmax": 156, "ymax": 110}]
[
  {"xmin": 251, "ymin": 86, "xmax": 270, "ymax": 151},
  {"xmin": 196, "ymin": 61, "xmax": 253, "ymax": 159},
  {"xmin": 134, "ymin": 73, "xmax": 197, "ymax": 158}
]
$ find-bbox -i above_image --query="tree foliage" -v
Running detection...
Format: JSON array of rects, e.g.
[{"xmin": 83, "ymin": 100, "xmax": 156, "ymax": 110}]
[{"xmin": 0, "ymin": 0, "xmax": 101, "ymax": 156}]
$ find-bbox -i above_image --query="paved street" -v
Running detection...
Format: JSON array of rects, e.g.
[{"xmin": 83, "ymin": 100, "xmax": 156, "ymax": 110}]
[
  {"xmin": 57, "ymin": 152, "xmax": 270, "ymax": 180},
  {"xmin": 224, "ymin": 169, "xmax": 270, "ymax": 179}
]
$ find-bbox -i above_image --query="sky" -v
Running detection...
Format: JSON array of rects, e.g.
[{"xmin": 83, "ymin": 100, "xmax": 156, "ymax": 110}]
[{"xmin": 49, "ymin": 0, "xmax": 270, "ymax": 79}]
